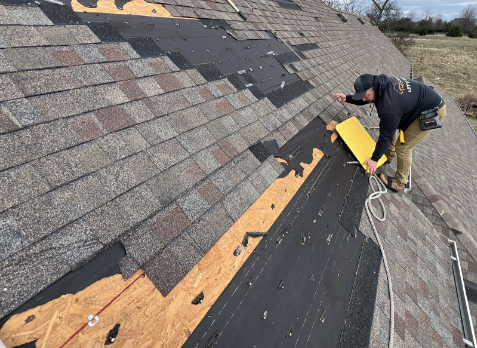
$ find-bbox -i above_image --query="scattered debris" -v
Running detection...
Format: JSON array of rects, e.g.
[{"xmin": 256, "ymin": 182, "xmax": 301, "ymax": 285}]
[
  {"xmin": 278, "ymin": 280, "xmax": 285, "ymax": 290},
  {"xmin": 206, "ymin": 331, "xmax": 219, "ymax": 347},
  {"xmin": 192, "ymin": 292, "xmax": 205, "ymax": 305},
  {"xmin": 326, "ymin": 234, "xmax": 333, "ymax": 245},
  {"xmin": 286, "ymin": 324, "xmax": 293, "ymax": 337},
  {"xmin": 242, "ymin": 232, "xmax": 268, "ymax": 247},
  {"xmin": 262, "ymin": 311, "xmax": 268, "ymax": 320},
  {"xmin": 245, "ymin": 83, "xmax": 253, "ymax": 87},
  {"xmin": 247, "ymin": 276, "xmax": 253, "ymax": 286},
  {"xmin": 300, "ymin": 232, "xmax": 306, "ymax": 245},
  {"xmin": 320, "ymin": 309, "xmax": 326, "ymax": 322},
  {"xmin": 238, "ymin": 70, "xmax": 246, "ymax": 74},
  {"xmin": 317, "ymin": 204, "xmax": 325, "ymax": 216},
  {"xmin": 271, "ymin": 204, "xmax": 275, "ymax": 210},
  {"xmin": 310, "ymin": 274, "xmax": 314, "ymax": 281},
  {"xmin": 233, "ymin": 245, "xmax": 242, "ymax": 256},
  {"xmin": 281, "ymin": 81, "xmax": 285, "ymax": 89},
  {"xmin": 105, "ymin": 324, "xmax": 120, "ymax": 345}
]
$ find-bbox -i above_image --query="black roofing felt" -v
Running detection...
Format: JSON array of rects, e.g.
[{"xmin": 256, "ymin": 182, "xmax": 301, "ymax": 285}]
[
  {"xmin": 339, "ymin": 167, "xmax": 370, "ymax": 237},
  {"xmin": 166, "ymin": 51, "xmax": 193, "ymax": 69},
  {"xmin": 86, "ymin": 21, "xmax": 125, "ymax": 42},
  {"xmin": 125, "ymin": 37, "xmax": 164, "ymax": 58},
  {"xmin": 38, "ymin": 0, "xmax": 83, "ymax": 24},
  {"xmin": 13, "ymin": 340, "xmax": 37, "ymax": 348},
  {"xmin": 248, "ymin": 142, "xmax": 272, "ymax": 163},
  {"xmin": 338, "ymin": 237, "xmax": 382, "ymax": 348},
  {"xmin": 77, "ymin": 0, "xmax": 99, "ymax": 9},
  {"xmin": 184, "ymin": 119, "xmax": 376, "ymax": 347},
  {"xmin": 294, "ymin": 43, "xmax": 320, "ymax": 52},
  {"xmin": 195, "ymin": 62, "xmax": 224, "ymax": 82}
]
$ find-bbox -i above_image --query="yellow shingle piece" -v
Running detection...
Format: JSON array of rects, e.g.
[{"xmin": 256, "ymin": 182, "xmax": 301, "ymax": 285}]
[{"xmin": 335, "ymin": 116, "xmax": 387, "ymax": 171}]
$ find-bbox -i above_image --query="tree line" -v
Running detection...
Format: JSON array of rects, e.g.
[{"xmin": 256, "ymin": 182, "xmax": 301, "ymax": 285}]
[{"xmin": 321, "ymin": 0, "xmax": 477, "ymax": 37}]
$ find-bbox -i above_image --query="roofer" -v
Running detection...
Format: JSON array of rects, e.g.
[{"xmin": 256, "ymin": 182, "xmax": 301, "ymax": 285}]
[{"xmin": 335, "ymin": 74, "xmax": 446, "ymax": 192}]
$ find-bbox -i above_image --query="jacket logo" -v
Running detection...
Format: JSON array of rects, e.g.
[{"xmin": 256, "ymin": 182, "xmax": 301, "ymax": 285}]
[{"xmin": 392, "ymin": 77, "xmax": 412, "ymax": 95}]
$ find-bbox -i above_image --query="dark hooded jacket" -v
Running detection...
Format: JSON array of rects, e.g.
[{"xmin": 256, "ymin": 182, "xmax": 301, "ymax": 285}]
[{"xmin": 345, "ymin": 74, "xmax": 441, "ymax": 162}]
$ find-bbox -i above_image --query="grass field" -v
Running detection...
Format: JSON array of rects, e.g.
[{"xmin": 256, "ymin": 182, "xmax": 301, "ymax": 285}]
[{"xmin": 405, "ymin": 35, "xmax": 477, "ymax": 130}]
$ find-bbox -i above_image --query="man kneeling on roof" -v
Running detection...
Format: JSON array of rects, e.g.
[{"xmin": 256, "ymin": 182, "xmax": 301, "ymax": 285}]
[{"xmin": 335, "ymin": 74, "xmax": 447, "ymax": 192}]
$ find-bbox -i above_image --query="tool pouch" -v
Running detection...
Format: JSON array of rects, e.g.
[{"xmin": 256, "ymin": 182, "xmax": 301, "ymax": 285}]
[{"xmin": 420, "ymin": 108, "xmax": 441, "ymax": 130}]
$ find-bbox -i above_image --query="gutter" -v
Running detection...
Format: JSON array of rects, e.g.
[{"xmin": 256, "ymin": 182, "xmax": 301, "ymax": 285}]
[{"xmin": 449, "ymin": 239, "xmax": 477, "ymax": 347}]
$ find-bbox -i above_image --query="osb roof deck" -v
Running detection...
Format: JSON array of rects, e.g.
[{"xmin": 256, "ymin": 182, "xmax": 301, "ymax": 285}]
[{"xmin": 0, "ymin": 0, "xmax": 470, "ymax": 347}]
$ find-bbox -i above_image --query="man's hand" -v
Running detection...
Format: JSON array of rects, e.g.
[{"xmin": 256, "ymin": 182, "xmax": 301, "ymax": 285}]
[
  {"xmin": 335, "ymin": 93, "xmax": 346, "ymax": 103},
  {"xmin": 363, "ymin": 159, "xmax": 377, "ymax": 175}
]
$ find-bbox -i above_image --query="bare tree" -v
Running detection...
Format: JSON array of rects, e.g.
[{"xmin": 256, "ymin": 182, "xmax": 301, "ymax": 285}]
[
  {"xmin": 321, "ymin": 0, "xmax": 368, "ymax": 16},
  {"xmin": 366, "ymin": 0, "xmax": 400, "ymax": 29},
  {"xmin": 460, "ymin": 3, "xmax": 477, "ymax": 33}
]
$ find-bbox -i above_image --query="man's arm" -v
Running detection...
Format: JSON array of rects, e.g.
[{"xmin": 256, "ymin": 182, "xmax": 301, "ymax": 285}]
[
  {"xmin": 335, "ymin": 93, "xmax": 367, "ymax": 105},
  {"xmin": 371, "ymin": 113, "xmax": 401, "ymax": 162}
]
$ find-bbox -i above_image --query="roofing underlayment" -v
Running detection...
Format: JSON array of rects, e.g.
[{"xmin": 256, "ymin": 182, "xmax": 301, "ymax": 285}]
[{"xmin": 0, "ymin": 0, "xmax": 476, "ymax": 347}]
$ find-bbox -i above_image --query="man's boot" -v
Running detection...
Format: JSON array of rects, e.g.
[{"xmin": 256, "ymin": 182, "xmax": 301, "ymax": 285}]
[{"xmin": 379, "ymin": 173, "xmax": 404, "ymax": 192}]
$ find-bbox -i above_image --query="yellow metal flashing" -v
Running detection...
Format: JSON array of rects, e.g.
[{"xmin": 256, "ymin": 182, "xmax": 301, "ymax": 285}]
[{"xmin": 335, "ymin": 116, "xmax": 387, "ymax": 170}]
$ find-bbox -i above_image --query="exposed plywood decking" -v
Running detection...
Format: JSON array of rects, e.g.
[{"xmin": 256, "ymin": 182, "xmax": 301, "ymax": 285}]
[
  {"xmin": 0, "ymin": 123, "xmax": 338, "ymax": 348},
  {"xmin": 71, "ymin": 0, "xmax": 177, "ymax": 18}
]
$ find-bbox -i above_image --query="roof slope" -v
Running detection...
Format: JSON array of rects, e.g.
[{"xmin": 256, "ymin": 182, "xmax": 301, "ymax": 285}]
[{"xmin": 1, "ymin": 4, "xmax": 466, "ymax": 348}]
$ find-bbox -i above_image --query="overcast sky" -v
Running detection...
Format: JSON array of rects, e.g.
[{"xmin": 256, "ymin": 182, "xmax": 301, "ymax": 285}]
[{"xmin": 399, "ymin": 0, "xmax": 474, "ymax": 21}]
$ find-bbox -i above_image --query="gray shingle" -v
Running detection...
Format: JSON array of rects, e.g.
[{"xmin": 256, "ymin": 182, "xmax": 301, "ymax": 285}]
[
  {"xmin": 177, "ymin": 126, "xmax": 216, "ymax": 155},
  {"xmin": 0, "ymin": 50, "xmax": 16, "ymax": 73},
  {"xmin": 122, "ymin": 100, "xmax": 155, "ymax": 123},
  {"xmin": 10, "ymin": 67, "xmax": 84, "ymax": 96},
  {"xmin": 86, "ymin": 199, "xmax": 133, "ymax": 245},
  {"xmin": 0, "ymin": 26, "xmax": 47, "ymax": 48},
  {"xmin": 206, "ymin": 115, "xmax": 240, "ymax": 141},
  {"xmin": 240, "ymin": 120, "xmax": 269, "ymax": 144},
  {"xmin": 36, "ymin": 26, "xmax": 78, "ymax": 46},
  {"xmin": 168, "ymin": 106, "xmax": 208, "ymax": 134},
  {"xmin": 126, "ymin": 59, "xmax": 156, "ymax": 78},
  {"xmin": 192, "ymin": 144, "xmax": 224, "ymax": 174},
  {"xmin": 147, "ymin": 158, "xmax": 206, "ymax": 206},
  {"xmin": 144, "ymin": 91, "xmax": 191, "ymax": 116},
  {"xmin": 33, "ymin": 142, "xmax": 111, "ymax": 188},
  {"xmin": 0, "ymin": 163, "xmax": 51, "ymax": 213},
  {"xmin": 68, "ymin": 25, "xmax": 100, "ymax": 44},
  {"xmin": 7, "ymin": 6, "xmax": 53, "ymax": 26},
  {"xmin": 168, "ymin": 232, "xmax": 203, "ymax": 271},
  {"xmin": 73, "ymin": 44, "xmax": 107, "ymax": 64},
  {"xmin": 98, "ymin": 127, "xmax": 149, "ymax": 161},
  {"xmin": 9, "ymin": 192, "xmax": 67, "ymax": 244},
  {"xmin": 135, "ymin": 116, "xmax": 178, "ymax": 145},
  {"xmin": 182, "ymin": 87, "xmax": 206, "ymax": 106},
  {"xmin": 178, "ymin": 187, "xmax": 211, "ymax": 222},
  {"xmin": 2, "ymin": 98, "xmax": 42, "ymax": 126},
  {"xmin": 98, "ymin": 153, "xmax": 157, "ymax": 197},
  {"xmin": 146, "ymin": 138, "xmax": 190, "ymax": 172},
  {"xmin": 135, "ymin": 76, "xmax": 163, "ymax": 97},
  {"xmin": 72, "ymin": 64, "xmax": 114, "ymax": 86},
  {"xmin": 116, "ymin": 183, "xmax": 160, "ymax": 224},
  {"xmin": 0, "ymin": 103, "xmax": 21, "ymax": 133},
  {"xmin": 0, "ymin": 74, "xmax": 22, "ymax": 102},
  {"xmin": 0, "ymin": 4, "xmax": 18, "ymax": 25},
  {"xmin": 119, "ymin": 255, "xmax": 140, "ymax": 280},
  {"xmin": 5, "ymin": 47, "xmax": 60, "ymax": 71},
  {"xmin": 0, "ymin": 212, "xmax": 24, "ymax": 262},
  {"xmin": 143, "ymin": 247, "xmax": 188, "ymax": 296},
  {"xmin": 121, "ymin": 222, "xmax": 164, "ymax": 265},
  {"xmin": 233, "ymin": 150, "xmax": 261, "ymax": 176},
  {"xmin": 187, "ymin": 203, "xmax": 234, "ymax": 253},
  {"xmin": 209, "ymin": 167, "xmax": 235, "ymax": 194},
  {"xmin": 223, "ymin": 179, "xmax": 260, "ymax": 221},
  {"xmin": 52, "ymin": 174, "xmax": 110, "ymax": 221}
]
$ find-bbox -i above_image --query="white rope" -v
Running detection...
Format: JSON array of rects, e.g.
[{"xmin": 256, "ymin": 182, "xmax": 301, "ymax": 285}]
[{"xmin": 365, "ymin": 174, "xmax": 394, "ymax": 348}]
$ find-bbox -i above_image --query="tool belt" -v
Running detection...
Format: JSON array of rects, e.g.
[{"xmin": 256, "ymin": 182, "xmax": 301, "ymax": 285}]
[{"xmin": 420, "ymin": 99, "xmax": 444, "ymax": 130}]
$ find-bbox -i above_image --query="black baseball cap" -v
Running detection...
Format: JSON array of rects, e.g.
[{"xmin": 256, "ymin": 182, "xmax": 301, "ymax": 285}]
[{"xmin": 351, "ymin": 74, "xmax": 374, "ymax": 100}]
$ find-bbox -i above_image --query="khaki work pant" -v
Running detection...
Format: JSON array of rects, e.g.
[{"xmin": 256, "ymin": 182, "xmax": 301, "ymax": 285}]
[{"xmin": 385, "ymin": 104, "xmax": 447, "ymax": 185}]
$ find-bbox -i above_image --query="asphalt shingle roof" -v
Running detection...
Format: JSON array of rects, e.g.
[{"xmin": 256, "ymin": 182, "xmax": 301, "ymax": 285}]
[{"xmin": 0, "ymin": 0, "xmax": 472, "ymax": 346}]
